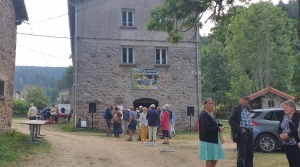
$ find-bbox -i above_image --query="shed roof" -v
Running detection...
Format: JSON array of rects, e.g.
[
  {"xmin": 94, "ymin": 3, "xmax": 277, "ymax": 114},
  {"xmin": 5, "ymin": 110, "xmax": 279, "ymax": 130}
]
[{"xmin": 249, "ymin": 86, "xmax": 295, "ymax": 101}]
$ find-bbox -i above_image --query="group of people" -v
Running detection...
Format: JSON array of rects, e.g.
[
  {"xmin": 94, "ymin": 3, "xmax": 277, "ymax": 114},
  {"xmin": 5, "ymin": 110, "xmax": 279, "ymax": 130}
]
[
  {"xmin": 104, "ymin": 104, "xmax": 176, "ymax": 146},
  {"xmin": 199, "ymin": 94, "xmax": 300, "ymax": 167},
  {"xmin": 27, "ymin": 103, "xmax": 67, "ymax": 125}
]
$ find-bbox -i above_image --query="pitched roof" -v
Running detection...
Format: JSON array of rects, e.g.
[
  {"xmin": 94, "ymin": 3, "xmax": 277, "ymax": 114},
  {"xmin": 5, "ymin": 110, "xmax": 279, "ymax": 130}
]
[{"xmin": 249, "ymin": 86, "xmax": 295, "ymax": 101}]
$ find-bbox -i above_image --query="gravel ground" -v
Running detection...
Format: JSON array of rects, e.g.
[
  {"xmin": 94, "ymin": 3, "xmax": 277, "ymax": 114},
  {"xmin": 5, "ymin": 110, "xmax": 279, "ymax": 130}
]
[{"xmin": 13, "ymin": 119, "xmax": 237, "ymax": 167}]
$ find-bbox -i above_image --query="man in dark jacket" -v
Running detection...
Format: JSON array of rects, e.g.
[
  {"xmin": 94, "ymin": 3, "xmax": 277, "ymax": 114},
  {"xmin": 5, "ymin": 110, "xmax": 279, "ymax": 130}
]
[
  {"xmin": 105, "ymin": 106, "xmax": 113, "ymax": 137},
  {"xmin": 229, "ymin": 94, "xmax": 253, "ymax": 167}
]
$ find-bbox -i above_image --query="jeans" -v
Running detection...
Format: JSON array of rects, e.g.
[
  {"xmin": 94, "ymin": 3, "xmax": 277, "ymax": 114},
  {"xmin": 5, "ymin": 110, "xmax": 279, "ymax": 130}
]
[{"xmin": 113, "ymin": 123, "xmax": 120, "ymax": 137}]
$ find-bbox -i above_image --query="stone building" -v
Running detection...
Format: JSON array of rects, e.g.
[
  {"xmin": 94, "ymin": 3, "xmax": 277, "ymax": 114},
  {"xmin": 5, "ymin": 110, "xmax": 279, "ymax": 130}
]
[
  {"xmin": 0, "ymin": 0, "xmax": 28, "ymax": 133},
  {"xmin": 249, "ymin": 86, "xmax": 295, "ymax": 109},
  {"xmin": 68, "ymin": 0, "xmax": 200, "ymax": 130}
]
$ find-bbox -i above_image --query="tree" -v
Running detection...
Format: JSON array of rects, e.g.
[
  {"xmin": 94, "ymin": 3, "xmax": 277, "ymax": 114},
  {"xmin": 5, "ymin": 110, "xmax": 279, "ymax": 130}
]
[
  {"xmin": 46, "ymin": 88, "xmax": 59, "ymax": 104},
  {"xmin": 224, "ymin": 2, "xmax": 297, "ymax": 97},
  {"xmin": 146, "ymin": 0, "xmax": 250, "ymax": 44},
  {"xmin": 62, "ymin": 66, "xmax": 73, "ymax": 87},
  {"xmin": 23, "ymin": 85, "xmax": 49, "ymax": 110},
  {"xmin": 12, "ymin": 99, "xmax": 30, "ymax": 115}
]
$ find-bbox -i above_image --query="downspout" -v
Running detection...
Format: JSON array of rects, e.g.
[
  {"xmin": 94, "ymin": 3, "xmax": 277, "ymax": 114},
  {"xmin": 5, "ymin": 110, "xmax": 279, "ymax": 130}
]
[{"xmin": 68, "ymin": 1, "xmax": 78, "ymax": 128}]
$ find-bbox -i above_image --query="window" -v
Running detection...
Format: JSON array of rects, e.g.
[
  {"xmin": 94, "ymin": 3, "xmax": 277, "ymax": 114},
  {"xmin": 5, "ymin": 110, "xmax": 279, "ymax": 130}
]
[
  {"xmin": 0, "ymin": 80, "xmax": 4, "ymax": 97},
  {"xmin": 268, "ymin": 100, "xmax": 275, "ymax": 107},
  {"xmin": 122, "ymin": 10, "xmax": 134, "ymax": 27},
  {"xmin": 264, "ymin": 111, "xmax": 274, "ymax": 120},
  {"xmin": 122, "ymin": 47, "xmax": 134, "ymax": 63},
  {"xmin": 273, "ymin": 110, "xmax": 284, "ymax": 121},
  {"xmin": 156, "ymin": 48, "xmax": 167, "ymax": 64}
]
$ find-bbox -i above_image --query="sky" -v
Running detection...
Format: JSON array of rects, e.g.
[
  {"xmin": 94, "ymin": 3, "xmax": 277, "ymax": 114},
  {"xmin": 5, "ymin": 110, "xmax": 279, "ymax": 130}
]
[{"xmin": 16, "ymin": 0, "xmax": 287, "ymax": 67}]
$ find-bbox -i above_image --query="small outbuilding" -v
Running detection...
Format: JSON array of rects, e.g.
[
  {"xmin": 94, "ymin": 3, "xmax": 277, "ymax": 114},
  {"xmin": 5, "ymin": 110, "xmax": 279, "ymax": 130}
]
[{"xmin": 249, "ymin": 86, "xmax": 294, "ymax": 109}]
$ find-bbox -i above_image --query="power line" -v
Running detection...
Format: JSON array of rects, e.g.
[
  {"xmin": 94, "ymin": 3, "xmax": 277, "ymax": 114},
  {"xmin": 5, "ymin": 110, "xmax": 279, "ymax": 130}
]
[
  {"xmin": 17, "ymin": 32, "xmax": 70, "ymax": 39},
  {"xmin": 23, "ymin": 22, "xmax": 57, "ymax": 77},
  {"xmin": 17, "ymin": 45, "xmax": 70, "ymax": 59},
  {"xmin": 31, "ymin": 0, "xmax": 113, "ymax": 25}
]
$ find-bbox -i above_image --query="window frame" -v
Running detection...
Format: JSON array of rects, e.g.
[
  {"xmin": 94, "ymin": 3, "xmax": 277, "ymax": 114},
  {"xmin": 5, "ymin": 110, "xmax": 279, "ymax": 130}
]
[
  {"xmin": 121, "ymin": 47, "xmax": 134, "ymax": 64},
  {"xmin": 122, "ymin": 9, "xmax": 134, "ymax": 27},
  {"xmin": 155, "ymin": 48, "xmax": 168, "ymax": 65}
]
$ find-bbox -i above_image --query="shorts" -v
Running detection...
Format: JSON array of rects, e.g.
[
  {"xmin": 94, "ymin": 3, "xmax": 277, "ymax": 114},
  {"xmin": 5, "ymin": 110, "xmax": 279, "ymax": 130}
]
[
  {"xmin": 128, "ymin": 120, "xmax": 137, "ymax": 131},
  {"xmin": 106, "ymin": 119, "xmax": 111, "ymax": 127},
  {"xmin": 162, "ymin": 130, "xmax": 169, "ymax": 137}
]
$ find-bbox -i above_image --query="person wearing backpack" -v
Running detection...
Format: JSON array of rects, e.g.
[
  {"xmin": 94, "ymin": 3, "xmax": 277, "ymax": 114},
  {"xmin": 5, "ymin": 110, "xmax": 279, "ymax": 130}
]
[
  {"xmin": 104, "ymin": 106, "xmax": 113, "ymax": 137},
  {"xmin": 112, "ymin": 106, "xmax": 122, "ymax": 138}
]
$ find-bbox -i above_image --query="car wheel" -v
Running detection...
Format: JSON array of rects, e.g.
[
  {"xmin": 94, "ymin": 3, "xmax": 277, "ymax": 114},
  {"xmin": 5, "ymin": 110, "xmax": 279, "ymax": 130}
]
[{"xmin": 255, "ymin": 134, "xmax": 277, "ymax": 153}]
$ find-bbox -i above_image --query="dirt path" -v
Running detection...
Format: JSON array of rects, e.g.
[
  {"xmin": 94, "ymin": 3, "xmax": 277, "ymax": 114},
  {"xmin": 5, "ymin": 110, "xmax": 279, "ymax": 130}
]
[{"xmin": 13, "ymin": 119, "xmax": 237, "ymax": 167}]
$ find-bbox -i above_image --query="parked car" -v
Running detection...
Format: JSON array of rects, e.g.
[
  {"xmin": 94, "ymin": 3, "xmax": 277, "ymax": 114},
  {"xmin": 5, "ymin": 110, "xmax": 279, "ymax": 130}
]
[{"xmin": 250, "ymin": 108, "xmax": 300, "ymax": 153}]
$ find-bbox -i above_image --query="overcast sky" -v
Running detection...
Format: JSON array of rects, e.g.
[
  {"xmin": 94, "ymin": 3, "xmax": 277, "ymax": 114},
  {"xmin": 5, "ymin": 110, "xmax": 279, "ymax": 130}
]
[{"xmin": 16, "ymin": 0, "xmax": 286, "ymax": 67}]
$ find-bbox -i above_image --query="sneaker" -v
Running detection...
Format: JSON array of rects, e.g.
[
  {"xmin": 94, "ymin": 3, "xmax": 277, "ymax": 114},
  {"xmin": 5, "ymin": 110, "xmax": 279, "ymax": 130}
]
[
  {"xmin": 162, "ymin": 142, "xmax": 167, "ymax": 144},
  {"xmin": 154, "ymin": 143, "xmax": 157, "ymax": 146},
  {"xmin": 126, "ymin": 138, "xmax": 132, "ymax": 141},
  {"xmin": 149, "ymin": 142, "xmax": 152, "ymax": 146}
]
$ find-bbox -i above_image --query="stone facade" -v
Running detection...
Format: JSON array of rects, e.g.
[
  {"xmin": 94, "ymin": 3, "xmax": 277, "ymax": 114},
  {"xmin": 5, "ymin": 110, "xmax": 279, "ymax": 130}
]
[
  {"xmin": 69, "ymin": 0, "xmax": 200, "ymax": 130},
  {"xmin": 0, "ymin": 0, "xmax": 28, "ymax": 133}
]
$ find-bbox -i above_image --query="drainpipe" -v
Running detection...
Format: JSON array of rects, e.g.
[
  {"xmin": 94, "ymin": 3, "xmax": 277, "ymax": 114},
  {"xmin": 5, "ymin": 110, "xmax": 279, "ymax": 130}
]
[
  {"xmin": 196, "ymin": 16, "xmax": 202, "ymax": 117},
  {"xmin": 68, "ymin": 1, "xmax": 78, "ymax": 128}
]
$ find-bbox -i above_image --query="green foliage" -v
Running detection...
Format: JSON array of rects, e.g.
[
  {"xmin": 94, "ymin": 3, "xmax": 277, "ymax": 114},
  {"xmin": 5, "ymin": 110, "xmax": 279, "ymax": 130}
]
[
  {"xmin": 224, "ymin": 2, "xmax": 296, "ymax": 95},
  {"xmin": 0, "ymin": 129, "xmax": 50, "ymax": 166},
  {"xmin": 146, "ymin": 0, "xmax": 250, "ymax": 44},
  {"xmin": 62, "ymin": 66, "xmax": 73, "ymax": 87},
  {"xmin": 14, "ymin": 66, "xmax": 66, "ymax": 91},
  {"xmin": 46, "ymin": 88, "xmax": 59, "ymax": 104},
  {"xmin": 23, "ymin": 85, "xmax": 49, "ymax": 110},
  {"xmin": 12, "ymin": 100, "xmax": 30, "ymax": 115}
]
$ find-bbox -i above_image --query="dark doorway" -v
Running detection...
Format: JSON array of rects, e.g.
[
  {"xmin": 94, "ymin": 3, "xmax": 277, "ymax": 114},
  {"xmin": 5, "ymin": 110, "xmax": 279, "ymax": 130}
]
[{"xmin": 133, "ymin": 98, "xmax": 159, "ymax": 110}]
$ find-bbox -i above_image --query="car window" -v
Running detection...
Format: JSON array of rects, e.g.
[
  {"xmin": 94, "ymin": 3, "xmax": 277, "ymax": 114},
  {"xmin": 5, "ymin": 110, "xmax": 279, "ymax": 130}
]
[
  {"xmin": 264, "ymin": 111, "xmax": 274, "ymax": 120},
  {"xmin": 273, "ymin": 110, "xmax": 284, "ymax": 121},
  {"xmin": 249, "ymin": 111, "xmax": 262, "ymax": 119}
]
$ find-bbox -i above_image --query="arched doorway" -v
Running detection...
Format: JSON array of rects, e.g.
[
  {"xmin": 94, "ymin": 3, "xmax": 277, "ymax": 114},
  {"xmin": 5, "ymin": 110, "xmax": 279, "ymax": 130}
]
[{"xmin": 133, "ymin": 98, "xmax": 159, "ymax": 110}]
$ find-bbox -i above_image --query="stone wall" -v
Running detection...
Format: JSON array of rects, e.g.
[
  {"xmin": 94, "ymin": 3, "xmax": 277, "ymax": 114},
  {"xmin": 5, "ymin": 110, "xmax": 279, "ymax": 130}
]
[
  {"xmin": 0, "ymin": 0, "xmax": 17, "ymax": 133},
  {"xmin": 71, "ymin": 0, "xmax": 200, "ymax": 130},
  {"xmin": 74, "ymin": 40, "xmax": 199, "ymax": 130},
  {"xmin": 261, "ymin": 92, "xmax": 287, "ymax": 109}
]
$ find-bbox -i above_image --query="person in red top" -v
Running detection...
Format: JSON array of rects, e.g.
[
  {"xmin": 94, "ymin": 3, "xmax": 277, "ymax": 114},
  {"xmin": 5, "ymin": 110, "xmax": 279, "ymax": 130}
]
[{"xmin": 160, "ymin": 108, "xmax": 170, "ymax": 144}]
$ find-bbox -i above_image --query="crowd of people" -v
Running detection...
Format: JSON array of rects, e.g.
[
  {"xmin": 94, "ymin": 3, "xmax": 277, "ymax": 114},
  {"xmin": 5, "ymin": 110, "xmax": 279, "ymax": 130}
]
[
  {"xmin": 199, "ymin": 94, "xmax": 300, "ymax": 167},
  {"xmin": 27, "ymin": 103, "xmax": 68, "ymax": 125},
  {"xmin": 103, "ymin": 104, "xmax": 176, "ymax": 146}
]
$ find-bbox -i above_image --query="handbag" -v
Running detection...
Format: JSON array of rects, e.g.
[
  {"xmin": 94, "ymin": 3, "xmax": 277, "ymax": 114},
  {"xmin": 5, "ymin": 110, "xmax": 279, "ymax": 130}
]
[{"xmin": 219, "ymin": 132, "xmax": 225, "ymax": 144}]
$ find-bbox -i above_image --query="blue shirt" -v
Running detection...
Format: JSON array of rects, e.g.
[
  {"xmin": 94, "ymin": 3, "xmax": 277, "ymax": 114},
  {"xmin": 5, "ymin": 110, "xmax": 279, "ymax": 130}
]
[
  {"xmin": 170, "ymin": 112, "xmax": 176, "ymax": 123},
  {"xmin": 41, "ymin": 108, "xmax": 48, "ymax": 115},
  {"xmin": 123, "ymin": 110, "xmax": 130, "ymax": 121},
  {"xmin": 240, "ymin": 107, "xmax": 252, "ymax": 128},
  {"xmin": 129, "ymin": 110, "xmax": 137, "ymax": 121}
]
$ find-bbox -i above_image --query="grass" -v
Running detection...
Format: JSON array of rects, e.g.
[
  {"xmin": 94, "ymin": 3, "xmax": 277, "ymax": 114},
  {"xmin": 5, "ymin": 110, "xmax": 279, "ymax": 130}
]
[
  {"xmin": 54, "ymin": 121, "xmax": 106, "ymax": 134},
  {"xmin": 0, "ymin": 129, "xmax": 51, "ymax": 167}
]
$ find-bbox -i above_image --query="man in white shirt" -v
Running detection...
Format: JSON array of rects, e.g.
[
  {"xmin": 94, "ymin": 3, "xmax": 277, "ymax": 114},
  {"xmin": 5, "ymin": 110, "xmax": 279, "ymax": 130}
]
[{"xmin": 27, "ymin": 103, "xmax": 38, "ymax": 120}]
